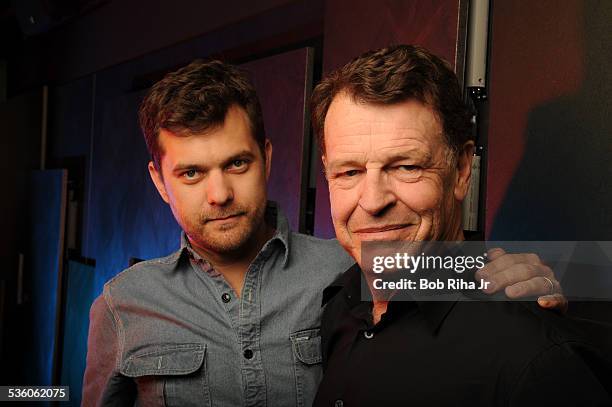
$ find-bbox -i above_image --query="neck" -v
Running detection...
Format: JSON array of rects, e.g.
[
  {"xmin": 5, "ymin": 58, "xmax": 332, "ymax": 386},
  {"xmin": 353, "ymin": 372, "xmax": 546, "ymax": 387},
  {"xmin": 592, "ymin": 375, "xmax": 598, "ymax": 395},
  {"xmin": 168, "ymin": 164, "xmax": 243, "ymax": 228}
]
[
  {"xmin": 446, "ymin": 228, "xmax": 465, "ymax": 241},
  {"xmin": 189, "ymin": 222, "xmax": 275, "ymax": 297},
  {"xmin": 362, "ymin": 268, "xmax": 395, "ymax": 326},
  {"xmin": 441, "ymin": 206, "xmax": 466, "ymax": 241},
  {"xmin": 365, "ymin": 213, "xmax": 466, "ymax": 325}
]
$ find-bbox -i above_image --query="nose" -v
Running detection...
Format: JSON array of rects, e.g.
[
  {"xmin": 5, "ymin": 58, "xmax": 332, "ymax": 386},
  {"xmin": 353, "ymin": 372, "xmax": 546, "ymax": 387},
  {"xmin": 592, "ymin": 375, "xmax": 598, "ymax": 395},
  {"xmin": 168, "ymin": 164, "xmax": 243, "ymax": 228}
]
[
  {"xmin": 206, "ymin": 170, "xmax": 233, "ymax": 206},
  {"xmin": 358, "ymin": 169, "xmax": 396, "ymax": 215}
]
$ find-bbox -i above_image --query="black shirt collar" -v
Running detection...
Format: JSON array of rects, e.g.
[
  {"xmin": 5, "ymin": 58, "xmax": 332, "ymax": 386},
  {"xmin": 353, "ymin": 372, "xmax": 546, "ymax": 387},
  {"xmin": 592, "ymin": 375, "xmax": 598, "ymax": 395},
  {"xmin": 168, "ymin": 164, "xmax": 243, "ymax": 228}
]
[{"xmin": 322, "ymin": 263, "xmax": 460, "ymax": 334}]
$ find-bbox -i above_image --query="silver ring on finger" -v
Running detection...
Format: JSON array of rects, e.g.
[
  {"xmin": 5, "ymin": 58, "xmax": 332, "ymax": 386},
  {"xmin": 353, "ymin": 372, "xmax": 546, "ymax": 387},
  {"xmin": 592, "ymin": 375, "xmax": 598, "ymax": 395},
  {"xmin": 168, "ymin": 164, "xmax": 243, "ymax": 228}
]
[{"xmin": 542, "ymin": 276, "xmax": 555, "ymax": 295}]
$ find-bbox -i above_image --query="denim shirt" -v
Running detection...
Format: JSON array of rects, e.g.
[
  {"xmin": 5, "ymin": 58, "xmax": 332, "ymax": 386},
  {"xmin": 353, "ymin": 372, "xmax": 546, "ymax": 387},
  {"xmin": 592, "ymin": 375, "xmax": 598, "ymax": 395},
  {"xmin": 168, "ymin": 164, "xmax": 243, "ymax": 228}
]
[{"xmin": 82, "ymin": 205, "xmax": 354, "ymax": 407}]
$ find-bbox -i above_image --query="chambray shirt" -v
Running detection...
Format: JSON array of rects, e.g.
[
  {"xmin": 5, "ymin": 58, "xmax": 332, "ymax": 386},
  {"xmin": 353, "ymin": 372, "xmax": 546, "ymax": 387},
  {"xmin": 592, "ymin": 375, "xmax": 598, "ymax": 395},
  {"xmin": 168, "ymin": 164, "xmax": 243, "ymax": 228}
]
[{"xmin": 82, "ymin": 205, "xmax": 354, "ymax": 407}]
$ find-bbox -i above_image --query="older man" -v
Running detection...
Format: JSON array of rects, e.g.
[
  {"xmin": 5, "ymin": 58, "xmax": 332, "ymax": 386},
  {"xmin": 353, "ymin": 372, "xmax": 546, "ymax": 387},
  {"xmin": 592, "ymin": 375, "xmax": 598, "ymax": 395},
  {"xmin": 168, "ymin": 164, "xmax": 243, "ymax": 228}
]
[{"xmin": 312, "ymin": 45, "xmax": 611, "ymax": 406}]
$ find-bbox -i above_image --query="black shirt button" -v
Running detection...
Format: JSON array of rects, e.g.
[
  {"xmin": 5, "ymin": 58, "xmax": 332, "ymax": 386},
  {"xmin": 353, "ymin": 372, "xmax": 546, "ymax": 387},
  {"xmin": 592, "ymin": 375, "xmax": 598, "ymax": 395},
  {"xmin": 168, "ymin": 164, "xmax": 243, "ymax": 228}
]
[
  {"xmin": 221, "ymin": 293, "xmax": 231, "ymax": 303},
  {"xmin": 335, "ymin": 400, "xmax": 344, "ymax": 407},
  {"xmin": 364, "ymin": 330, "xmax": 374, "ymax": 339},
  {"xmin": 243, "ymin": 349, "xmax": 254, "ymax": 359}
]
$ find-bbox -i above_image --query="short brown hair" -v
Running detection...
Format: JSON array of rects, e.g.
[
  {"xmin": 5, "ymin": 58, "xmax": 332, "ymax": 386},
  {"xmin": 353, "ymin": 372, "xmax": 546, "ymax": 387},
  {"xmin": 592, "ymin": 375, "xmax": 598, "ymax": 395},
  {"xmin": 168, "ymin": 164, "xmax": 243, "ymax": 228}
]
[
  {"xmin": 139, "ymin": 59, "xmax": 265, "ymax": 170},
  {"xmin": 311, "ymin": 45, "xmax": 473, "ymax": 154}
]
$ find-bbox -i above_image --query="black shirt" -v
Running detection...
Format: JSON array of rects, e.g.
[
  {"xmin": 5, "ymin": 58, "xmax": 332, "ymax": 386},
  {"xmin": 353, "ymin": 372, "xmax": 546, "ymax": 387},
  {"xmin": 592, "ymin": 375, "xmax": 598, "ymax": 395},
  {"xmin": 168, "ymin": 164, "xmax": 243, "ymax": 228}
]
[{"xmin": 314, "ymin": 264, "xmax": 612, "ymax": 407}]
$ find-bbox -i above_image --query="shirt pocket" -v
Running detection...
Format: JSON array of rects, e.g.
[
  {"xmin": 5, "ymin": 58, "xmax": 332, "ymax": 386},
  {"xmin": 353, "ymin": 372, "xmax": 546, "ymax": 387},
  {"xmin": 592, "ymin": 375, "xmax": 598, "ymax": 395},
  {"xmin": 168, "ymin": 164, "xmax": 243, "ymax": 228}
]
[
  {"xmin": 120, "ymin": 343, "xmax": 211, "ymax": 407},
  {"xmin": 290, "ymin": 328, "xmax": 323, "ymax": 407}
]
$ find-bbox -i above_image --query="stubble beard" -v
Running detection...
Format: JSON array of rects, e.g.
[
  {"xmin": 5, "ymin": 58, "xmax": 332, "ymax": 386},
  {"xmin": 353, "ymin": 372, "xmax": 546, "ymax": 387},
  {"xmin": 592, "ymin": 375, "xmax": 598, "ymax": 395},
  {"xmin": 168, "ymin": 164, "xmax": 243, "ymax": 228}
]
[{"xmin": 188, "ymin": 200, "xmax": 268, "ymax": 255}]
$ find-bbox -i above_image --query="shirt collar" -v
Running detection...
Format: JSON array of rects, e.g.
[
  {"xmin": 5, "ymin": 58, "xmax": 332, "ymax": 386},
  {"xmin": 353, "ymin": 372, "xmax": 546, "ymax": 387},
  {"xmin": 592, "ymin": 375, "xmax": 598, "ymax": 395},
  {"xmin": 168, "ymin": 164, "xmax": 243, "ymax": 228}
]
[
  {"xmin": 173, "ymin": 201, "xmax": 291, "ymax": 268},
  {"xmin": 264, "ymin": 201, "xmax": 291, "ymax": 267},
  {"xmin": 322, "ymin": 263, "xmax": 460, "ymax": 334}
]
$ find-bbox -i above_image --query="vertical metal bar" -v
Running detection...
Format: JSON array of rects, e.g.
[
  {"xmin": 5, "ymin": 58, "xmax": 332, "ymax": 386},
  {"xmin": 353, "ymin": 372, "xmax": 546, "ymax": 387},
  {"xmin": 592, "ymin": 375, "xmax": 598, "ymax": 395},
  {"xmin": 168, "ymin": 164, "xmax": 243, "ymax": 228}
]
[
  {"xmin": 300, "ymin": 47, "xmax": 315, "ymax": 234},
  {"xmin": 466, "ymin": 0, "xmax": 490, "ymax": 90},
  {"xmin": 52, "ymin": 170, "xmax": 68, "ymax": 385},
  {"xmin": 84, "ymin": 74, "xmax": 96, "ymax": 257}
]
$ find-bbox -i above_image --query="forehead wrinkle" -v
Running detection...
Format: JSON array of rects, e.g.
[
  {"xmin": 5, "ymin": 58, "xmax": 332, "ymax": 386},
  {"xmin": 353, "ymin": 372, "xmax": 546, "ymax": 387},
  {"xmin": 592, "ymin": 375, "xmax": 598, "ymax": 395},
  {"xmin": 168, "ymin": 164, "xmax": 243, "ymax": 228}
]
[
  {"xmin": 347, "ymin": 121, "xmax": 432, "ymax": 135},
  {"xmin": 330, "ymin": 132, "xmax": 367, "ymax": 143},
  {"xmin": 341, "ymin": 126, "xmax": 434, "ymax": 143},
  {"xmin": 376, "ymin": 144, "xmax": 431, "ymax": 158},
  {"xmin": 374, "ymin": 134, "xmax": 431, "ymax": 152},
  {"xmin": 328, "ymin": 132, "xmax": 371, "ymax": 154},
  {"xmin": 376, "ymin": 129, "xmax": 445, "ymax": 151},
  {"xmin": 329, "ymin": 143, "xmax": 367, "ymax": 155}
]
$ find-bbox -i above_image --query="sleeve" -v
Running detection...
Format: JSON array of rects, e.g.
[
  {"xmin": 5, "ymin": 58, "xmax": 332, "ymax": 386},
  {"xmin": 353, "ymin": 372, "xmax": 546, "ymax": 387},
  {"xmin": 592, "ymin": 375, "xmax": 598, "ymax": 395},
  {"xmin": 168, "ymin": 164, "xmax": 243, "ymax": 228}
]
[
  {"xmin": 82, "ymin": 293, "xmax": 136, "ymax": 406},
  {"xmin": 509, "ymin": 341, "xmax": 612, "ymax": 406}
]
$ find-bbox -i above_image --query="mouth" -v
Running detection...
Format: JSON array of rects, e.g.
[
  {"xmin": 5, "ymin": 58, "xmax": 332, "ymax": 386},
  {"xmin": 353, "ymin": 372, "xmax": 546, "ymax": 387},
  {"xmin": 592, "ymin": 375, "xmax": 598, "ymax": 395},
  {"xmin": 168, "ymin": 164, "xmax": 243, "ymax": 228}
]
[
  {"xmin": 206, "ymin": 213, "xmax": 244, "ymax": 223},
  {"xmin": 353, "ymin": 224, "xmax": 413, "ymax": 234}
]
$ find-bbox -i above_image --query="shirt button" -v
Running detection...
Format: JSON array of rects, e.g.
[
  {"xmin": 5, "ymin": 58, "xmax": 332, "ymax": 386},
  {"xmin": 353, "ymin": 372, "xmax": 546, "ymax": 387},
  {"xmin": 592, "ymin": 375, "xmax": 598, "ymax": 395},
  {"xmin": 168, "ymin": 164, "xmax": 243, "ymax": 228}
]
[
  {"xmin": 221, "ymin": 293, "xmax": 231, "ymax": 303},
  {"xmin": 335, "ymin": 399, "xmax": 344, "ymax": 407},
  {"xmin": 364, "ymin": 330, "xmax": 374, "ymax": 339},
  {"xmin": 243, "ymin": 349, "xmax": 254, "ymax": 359}
]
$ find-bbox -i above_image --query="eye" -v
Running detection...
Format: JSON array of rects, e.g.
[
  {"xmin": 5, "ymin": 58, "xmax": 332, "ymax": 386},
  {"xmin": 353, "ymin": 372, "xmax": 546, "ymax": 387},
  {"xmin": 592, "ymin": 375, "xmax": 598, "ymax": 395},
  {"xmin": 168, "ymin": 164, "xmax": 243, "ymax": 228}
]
[
  {"xmin": 183, "ymin": 169, "xmax": 198, "ymax": 179},
  {"xmin": 396, "ymin": 165, "xmax": 419, "ymax": 172},
  {"xmin": 227, "ymin": 158, "xmax": 250, "ymax": 173},
  {"xmin": 343, "ymin": 169, "xmax": 361, "ymax": 177},
  {"xmin": 231, "ymin": 159, "xmax": 246, "ymax": 168},
  {"xmin": 390, "ymin": 164, "xmax": 423, "ymax": 182}
]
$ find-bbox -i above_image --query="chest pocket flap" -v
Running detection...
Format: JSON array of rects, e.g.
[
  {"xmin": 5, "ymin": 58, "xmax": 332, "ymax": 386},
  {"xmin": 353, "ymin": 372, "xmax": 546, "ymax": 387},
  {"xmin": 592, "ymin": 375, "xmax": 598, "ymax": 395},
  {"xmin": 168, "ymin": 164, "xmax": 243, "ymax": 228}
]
[
  {"xmin": 290, "ymin": 328, "xmax": 322, "ymax": 365},
  {"xmin": 121, "ymin": 343, "xmax": 206, "ymax": 377}
]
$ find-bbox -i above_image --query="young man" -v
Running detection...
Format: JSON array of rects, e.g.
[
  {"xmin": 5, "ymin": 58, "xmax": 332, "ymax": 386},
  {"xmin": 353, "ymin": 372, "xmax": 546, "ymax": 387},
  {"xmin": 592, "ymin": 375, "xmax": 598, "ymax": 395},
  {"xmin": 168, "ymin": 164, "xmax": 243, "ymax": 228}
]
[{"xmin": 83, "ymin": 59, "xmax": 565, "ymax": 406}]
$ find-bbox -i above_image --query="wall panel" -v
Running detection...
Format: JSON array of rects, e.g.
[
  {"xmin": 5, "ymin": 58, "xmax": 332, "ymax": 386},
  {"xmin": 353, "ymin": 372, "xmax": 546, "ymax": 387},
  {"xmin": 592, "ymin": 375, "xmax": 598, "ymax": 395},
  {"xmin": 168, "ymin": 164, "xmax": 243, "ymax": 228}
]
[
  {"xmin": 242, "ymin": 48, "xmax": 313, "ymax": 232},
  {"xmin": 26, "ymin": 169, "xmax": 67, "ymax": 385},
  {"xmin": 487, "ymin": 0, "xmax": 611, "ymax": 240},
  {"xmin": 60, "ymin": 260, "xmax": 97, "ymax": 407},
  {"xmin": 86, "ymin": 90, "xmax": 181, "ymax": 292}
]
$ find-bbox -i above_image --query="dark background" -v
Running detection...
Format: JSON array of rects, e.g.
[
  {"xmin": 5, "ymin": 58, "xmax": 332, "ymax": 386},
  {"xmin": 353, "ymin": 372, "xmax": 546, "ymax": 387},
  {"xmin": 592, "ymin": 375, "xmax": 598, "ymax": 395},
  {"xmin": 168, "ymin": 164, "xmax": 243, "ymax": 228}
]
[{"xmin": 0, "ymin": 0, "xmax": 610, "ymax": 404}]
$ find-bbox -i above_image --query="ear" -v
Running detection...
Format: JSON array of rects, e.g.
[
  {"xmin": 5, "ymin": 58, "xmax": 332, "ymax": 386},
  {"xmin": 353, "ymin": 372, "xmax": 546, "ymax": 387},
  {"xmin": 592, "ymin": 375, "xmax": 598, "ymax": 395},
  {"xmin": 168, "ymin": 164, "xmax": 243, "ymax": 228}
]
[
  {"xmin": 264, "ymin": 139, "xmax": 273, "ymax": 180},
  {"xmin": 453, "ymin": 141, "xmax": 475, "ymax": 202},
  {"xmin": 148, "ymin": 161, "xmax": 170, "ymax": 204}
]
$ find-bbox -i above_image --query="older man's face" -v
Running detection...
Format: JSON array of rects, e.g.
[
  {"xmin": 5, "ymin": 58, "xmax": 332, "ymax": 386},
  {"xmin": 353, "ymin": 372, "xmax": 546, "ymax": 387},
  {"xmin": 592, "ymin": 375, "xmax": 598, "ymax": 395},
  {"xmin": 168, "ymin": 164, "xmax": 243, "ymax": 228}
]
[{"xmin": 323, "ymin": 93, "xmax": 470, "ymax": 263}]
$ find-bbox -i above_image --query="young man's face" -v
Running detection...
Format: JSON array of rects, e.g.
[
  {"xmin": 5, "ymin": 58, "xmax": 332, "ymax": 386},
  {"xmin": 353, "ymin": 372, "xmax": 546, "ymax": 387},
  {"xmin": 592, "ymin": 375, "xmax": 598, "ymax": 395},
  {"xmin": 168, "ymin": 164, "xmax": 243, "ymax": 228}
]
[
  {"xmin": 149, "ymin": 105, "xmax": 272, "ymax": 254},
  {"xmin": 322, "ymin": 94, "xmax": 472, "ymax": 264}
]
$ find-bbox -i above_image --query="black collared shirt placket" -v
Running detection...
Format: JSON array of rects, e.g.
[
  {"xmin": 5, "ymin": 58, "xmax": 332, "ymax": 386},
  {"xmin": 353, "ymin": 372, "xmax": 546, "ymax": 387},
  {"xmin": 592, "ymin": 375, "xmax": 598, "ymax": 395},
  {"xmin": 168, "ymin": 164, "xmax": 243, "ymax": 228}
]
[{"xmin": 318, "ymin": 275, "xmax": 421, "ymax": 407}]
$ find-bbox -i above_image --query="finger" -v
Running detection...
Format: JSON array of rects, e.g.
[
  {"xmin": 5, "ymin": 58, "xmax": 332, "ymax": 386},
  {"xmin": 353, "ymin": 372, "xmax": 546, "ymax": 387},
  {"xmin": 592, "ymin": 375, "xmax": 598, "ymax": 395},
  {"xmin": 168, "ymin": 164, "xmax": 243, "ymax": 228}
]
[
  {"xmin": 481, "ymin": 263, "xmax": 541, "ymax": 294},
  {"xmin": 477, "ymin": 254, "xmax": 552, "ymax": 281},
  {"xmin": 537, "ymin": 294, "xmax": 568, "ymax": 313},
  {"xmin": 476, "ymin": 252, "xmax": 525, "ymax": 280},
  {"xmin": 476, "ymin": 248, "xmax": 505, "ymax": 280},
  {"xmin": 504, "ymin": 279, "xmax": 541, "ymax": 298},
  {"xmin": 486, "ymin": 247, "xmax": 506, "ymax": 261},
  {"xmin": 505, "ymin": 276, "xmax": 561, "ymax": 298}
]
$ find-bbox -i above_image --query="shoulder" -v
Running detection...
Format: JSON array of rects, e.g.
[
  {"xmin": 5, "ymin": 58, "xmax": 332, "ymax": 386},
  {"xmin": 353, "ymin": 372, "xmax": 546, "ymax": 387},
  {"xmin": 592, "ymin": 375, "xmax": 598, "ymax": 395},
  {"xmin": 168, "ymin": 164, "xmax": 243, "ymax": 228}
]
[
  {"xmin": 449, "ymin": 300, "xmax": 611, "ymax": 401},
  {"xmin": 451, "ymin": 300, "xmax": 588, "ymax": 349},
  {"xmin": 289, "ymin": 233, "xmax": 347, "ymax": 255},
  {"xmin": 321, "ymin": 263, "xmax": 360, "ymax": 307},
  {"xmin": 288, "ymin": 233, "xmax": 355, "ymax": 269},
  {"xmin": 103, "ymin": 250, "xmax": 184, "ymax": 299},
  {"xmin": 429, "ymin": 300, "xmax": 612, "ymax": 404},
  {"xmin": 508, "ymin": 336, "xmax": 612, "ymax": 405}
]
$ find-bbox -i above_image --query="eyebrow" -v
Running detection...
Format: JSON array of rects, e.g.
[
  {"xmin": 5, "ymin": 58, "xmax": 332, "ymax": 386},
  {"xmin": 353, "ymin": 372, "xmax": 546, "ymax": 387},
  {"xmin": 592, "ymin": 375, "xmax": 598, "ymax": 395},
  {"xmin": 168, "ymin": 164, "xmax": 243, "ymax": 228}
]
[
  {"xmin": 219, "ymin": 150, "xmax": 257, "ymax": 168},
  {"xmin": 171, "ymin": 150, "xmax": 257, "ymax": 173},
  {"xmin": 327, "ymin": 158, "xmax": 364, "ymax": 172},
  {"xmin": 327, "ymin": 149, "xmax": 432, "ymax": 171},
  {"xmin": 381, "ymin": 150, "xmax": 432, "ymax": 164}
]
